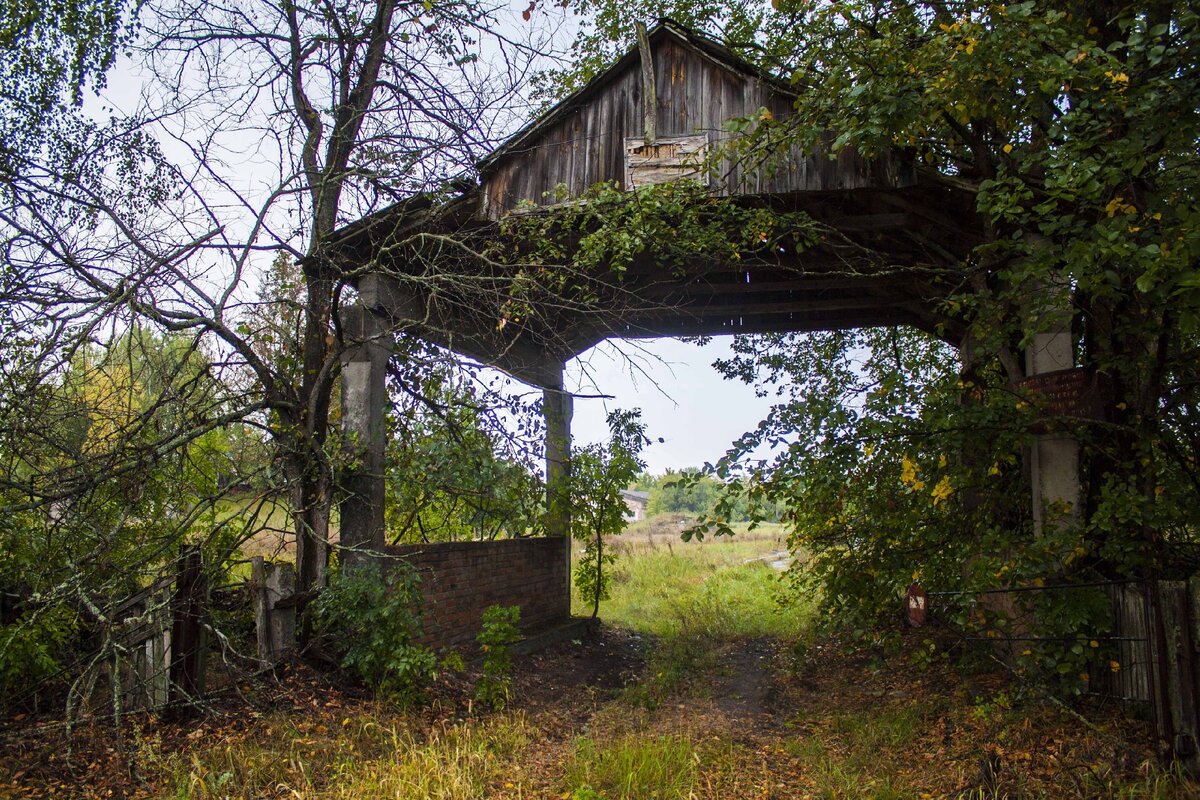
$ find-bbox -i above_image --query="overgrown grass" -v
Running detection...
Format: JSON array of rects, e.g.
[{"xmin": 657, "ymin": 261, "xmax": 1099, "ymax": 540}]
[
  {"xmin": 592, "ymin": 524, "xmax": 810, "ymax": 701},
  {"xmin": 563, "ymin": 734, "xmax": 699, "ymax": 799},
  {"xmin": 149, "ymin": 713, "xmax": 529, "ymax": 799},
  {"xmin": 585, "ymin": 521, "xmax": 805, "ymax": 640},
  {"xmin": 776, "ymin": 690, "xmax": 1200, "ymax": 799},
  {"xmin": 784, "ymin": 703, "xmax": 936, "ymax": 799}
]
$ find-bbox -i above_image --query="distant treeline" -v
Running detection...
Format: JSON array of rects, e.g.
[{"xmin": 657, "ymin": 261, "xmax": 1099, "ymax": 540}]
[{"xmin": 631, "ymin": 469, "xmax": 783, "ymax": 522}]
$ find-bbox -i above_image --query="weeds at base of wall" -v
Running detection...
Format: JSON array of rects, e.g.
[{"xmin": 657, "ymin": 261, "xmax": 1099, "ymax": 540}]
[
  {"xmin": 312, "ymin": 562, "xmax": 436, "ymax": 704},
  {"xmin": 474, "ymin": 604, "xmax": 521, "ymax": 711}
]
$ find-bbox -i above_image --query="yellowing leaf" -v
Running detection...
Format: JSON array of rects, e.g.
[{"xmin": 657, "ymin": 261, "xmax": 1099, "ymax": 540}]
[{"xmin": 1105, "ymin": 196, "xmax": 1137, "ymax": 217}]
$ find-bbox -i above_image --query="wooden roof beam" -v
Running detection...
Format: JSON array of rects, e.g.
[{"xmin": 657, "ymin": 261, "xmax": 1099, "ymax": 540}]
[
  {"xmin": 631, "ymin": 275, "xmax": 915, "ymax": 297},
  {"xmin": 604, "ymin": 309, "xmax": 921, "ymax": 339},
  {"xmin": 354, "ymin": 273, "xmax": 575, "ymax": 388}
]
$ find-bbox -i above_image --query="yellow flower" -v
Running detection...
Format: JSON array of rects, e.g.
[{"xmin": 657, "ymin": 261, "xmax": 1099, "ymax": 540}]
[{"xmin": 900, "ymin": 454, "xmax": 919, "ymax": 486}]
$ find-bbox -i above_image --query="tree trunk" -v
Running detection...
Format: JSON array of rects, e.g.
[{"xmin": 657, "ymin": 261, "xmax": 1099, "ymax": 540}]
[{"xmin": 592, "ymin": 531, "xmax": 602, "ymax": 619}]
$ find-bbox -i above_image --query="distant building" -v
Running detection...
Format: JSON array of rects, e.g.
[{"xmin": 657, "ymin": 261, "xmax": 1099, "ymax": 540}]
[{"xmin": 619, "ymin": 489, "xmax": 651, "ymax": 522}]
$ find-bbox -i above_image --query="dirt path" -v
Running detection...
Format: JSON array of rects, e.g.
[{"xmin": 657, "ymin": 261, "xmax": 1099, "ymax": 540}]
[{"xmin": 710, "ymin": 636, "xmax": 788, "ymax": 734}]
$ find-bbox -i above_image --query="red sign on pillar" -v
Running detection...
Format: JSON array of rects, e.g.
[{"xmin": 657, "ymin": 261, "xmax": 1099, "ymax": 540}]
[{"xmin": 907, "ymin": 582, "xmax": 928, "ymax": 627}]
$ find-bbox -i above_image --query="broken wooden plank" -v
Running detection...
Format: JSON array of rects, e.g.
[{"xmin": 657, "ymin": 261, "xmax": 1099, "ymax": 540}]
[{"xmin": 623, "ymin": 134, "xmax": 709, "ymax": 189}]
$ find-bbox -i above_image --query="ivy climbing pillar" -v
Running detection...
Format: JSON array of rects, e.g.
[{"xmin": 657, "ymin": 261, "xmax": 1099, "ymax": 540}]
[
  {"xmin": 543, "ymin": 363, "xmax": 573, "ymax": 596},
  {"xmin": 339, "ymin": 301, "xmax": 391, "ymax": 570}
]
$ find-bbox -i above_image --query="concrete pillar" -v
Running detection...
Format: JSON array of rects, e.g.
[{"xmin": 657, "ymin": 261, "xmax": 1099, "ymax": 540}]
[
  {"xmin": 1026, "ymin": 314, "xmax": 1081, "ymax": 533},
  {"xmin": 339, "ymin": 302, "xmax": 390, "ymax": 569},
  {"xmin": 958, "ymin": 330, "xmax": 982, "ymax": 515},
  {"xmin": 543, "ymin": 363, "xmax": 573, "ymax": 598}
]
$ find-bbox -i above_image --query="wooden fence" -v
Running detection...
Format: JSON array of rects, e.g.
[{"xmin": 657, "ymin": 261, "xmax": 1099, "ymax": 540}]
[
  {"xmin": 110, "ymin": 579, "xmax": 173, "ymax": 712},
  {"xmin": 107, "ymin": 546, "xmax": 208, "ymax": 715},
  {"xmin": 1090, "ymin": 580, "xmax": 1200, "ymax": 774}
]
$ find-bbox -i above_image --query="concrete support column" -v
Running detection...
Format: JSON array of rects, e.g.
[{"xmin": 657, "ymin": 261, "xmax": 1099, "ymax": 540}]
[
  {"xmin": 339, "ymin": 302, "xmax": 391, "ymax": 569},
  {"xmin": 543, "ymin": 364, "xmax": 573, "ymax": 597},
  {"xmin": 1026, "ymin": 315, "xmax": 1081, "ymax": 533},
  {"xmin": 959, "ymin": 330, "xmax": 982, "ymax": 515}
]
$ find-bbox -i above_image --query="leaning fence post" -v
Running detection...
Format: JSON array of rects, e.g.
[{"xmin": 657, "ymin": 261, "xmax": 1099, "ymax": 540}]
[{"xmin": 169, "ymin": 545, "xmax": 207, "ymax": 714}]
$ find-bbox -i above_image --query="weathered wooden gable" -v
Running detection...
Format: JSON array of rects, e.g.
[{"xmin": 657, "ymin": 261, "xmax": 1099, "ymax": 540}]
[{"xmin": 478, "ymin": 21, "xmax": 911, "ymax": 220}]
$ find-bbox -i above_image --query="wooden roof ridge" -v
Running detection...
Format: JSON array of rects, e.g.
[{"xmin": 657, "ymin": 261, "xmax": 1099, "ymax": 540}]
[{"xmin": 475, "ymin": 18, "xmax": 796, "ymax": 176}]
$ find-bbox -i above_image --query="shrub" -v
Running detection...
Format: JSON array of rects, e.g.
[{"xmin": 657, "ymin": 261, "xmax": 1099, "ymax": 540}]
[
  {"xmin": 314, "ymin": 561, "xmax": 435, "ymax": 702},
  {"xmin": 0, "ymin": 604, "xmax": 79, "ymax": 710},
  {"xmin": 474, "ymin": 604, "xmax": 521, "ymax": 710}
]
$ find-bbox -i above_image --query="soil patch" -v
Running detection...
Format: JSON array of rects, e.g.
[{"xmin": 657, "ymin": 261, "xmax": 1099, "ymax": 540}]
[{"xmin": 710, "ymin": 636, "xmax": 788, "ymax": 732}]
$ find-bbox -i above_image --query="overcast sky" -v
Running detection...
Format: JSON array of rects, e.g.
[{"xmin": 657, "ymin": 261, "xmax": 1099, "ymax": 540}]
[{"xmin": 565, "ymin": 336, "xmax": 778, "ymax": 474}]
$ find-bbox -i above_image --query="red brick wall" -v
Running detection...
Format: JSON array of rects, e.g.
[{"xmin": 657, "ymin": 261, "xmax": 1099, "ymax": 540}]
[{"xmin": 382, "ymin": 537, "xmax": 570, "ymax": 651}]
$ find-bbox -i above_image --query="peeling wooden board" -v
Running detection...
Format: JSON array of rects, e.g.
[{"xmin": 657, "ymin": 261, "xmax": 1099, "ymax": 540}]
[{"xmin": 623, "ymin": 134, "xmax": 710, "ymax": 189}]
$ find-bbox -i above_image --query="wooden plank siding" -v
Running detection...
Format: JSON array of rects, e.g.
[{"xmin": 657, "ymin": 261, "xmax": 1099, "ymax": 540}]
[{"xmin": 479, "ymin": 24, "xmax": 910, "ymax": 220}]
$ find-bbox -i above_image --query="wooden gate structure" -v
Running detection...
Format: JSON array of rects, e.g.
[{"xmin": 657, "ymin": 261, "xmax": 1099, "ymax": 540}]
[
  {"xmin": 321, "ymin": 16, "xmax": 1199, "ymax": 762},
  {"xmin": 326, "ymin": 19, "xmax": 990, "ymax": 562}
]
